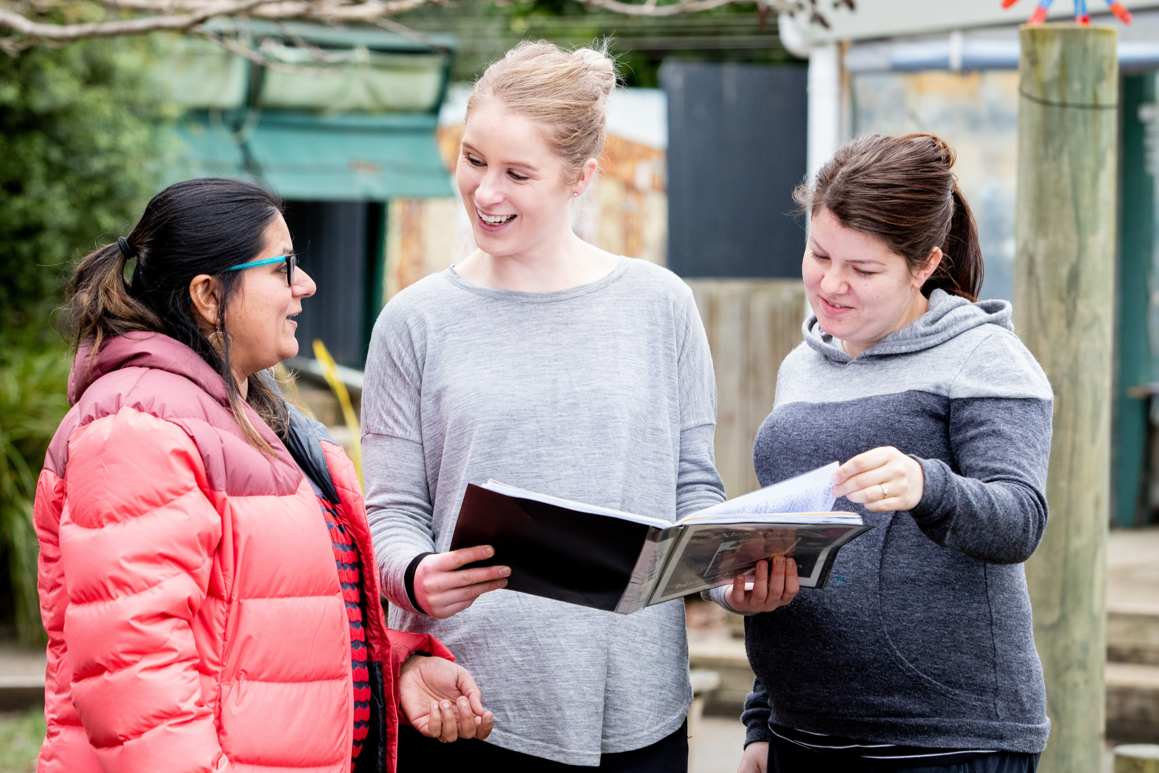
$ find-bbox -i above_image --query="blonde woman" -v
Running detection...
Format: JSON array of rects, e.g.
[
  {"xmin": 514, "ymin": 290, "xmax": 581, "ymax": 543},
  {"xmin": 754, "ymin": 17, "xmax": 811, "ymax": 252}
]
[{"xmin": 361, "ymin": 42, "xmax": 795, "ymax": 771}]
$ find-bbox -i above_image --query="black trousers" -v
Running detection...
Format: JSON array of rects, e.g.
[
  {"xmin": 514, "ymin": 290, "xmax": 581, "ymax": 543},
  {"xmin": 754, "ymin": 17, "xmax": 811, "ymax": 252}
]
[
  {"xmin": 397, "ymin": 720, "xmax": 688, "ymax": 772},
  {"xmin": 768, "ymin": 736, "xmax": 1041, "ymax": 773}
]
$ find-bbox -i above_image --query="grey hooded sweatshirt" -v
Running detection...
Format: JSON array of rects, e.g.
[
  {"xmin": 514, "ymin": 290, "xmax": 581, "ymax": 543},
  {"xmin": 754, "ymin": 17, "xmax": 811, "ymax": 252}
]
[{"xmin": 731, "ymin": 289, "xmax": 1053, "ymax": 753}]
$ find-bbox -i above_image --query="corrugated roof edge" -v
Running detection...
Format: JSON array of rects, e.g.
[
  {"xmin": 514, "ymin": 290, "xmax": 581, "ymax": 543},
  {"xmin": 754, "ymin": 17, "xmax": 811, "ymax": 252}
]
[
  {"xmin": 203, "ymin": 17, "xmax": 458, "ymax": 53},
  {"xmin": 254, "ymin": 113, "xmax": 440, "ymax": 130}
]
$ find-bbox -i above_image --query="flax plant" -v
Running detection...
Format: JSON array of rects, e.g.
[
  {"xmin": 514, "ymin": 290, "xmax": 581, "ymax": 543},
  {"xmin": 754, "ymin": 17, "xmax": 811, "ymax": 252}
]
[{"xmin": 0, "ymin": 338, "xmax": 71, "ymax": 644}]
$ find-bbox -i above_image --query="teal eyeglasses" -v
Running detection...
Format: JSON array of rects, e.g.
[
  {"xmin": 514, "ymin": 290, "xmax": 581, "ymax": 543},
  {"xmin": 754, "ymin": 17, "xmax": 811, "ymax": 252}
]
[
  {"xmin": 225, "ymin": 254, "xmax": 296, "ymax": 286},
  {"xmin": 185, "ymin": 254, "xmax": 297, "ymax": 304}
]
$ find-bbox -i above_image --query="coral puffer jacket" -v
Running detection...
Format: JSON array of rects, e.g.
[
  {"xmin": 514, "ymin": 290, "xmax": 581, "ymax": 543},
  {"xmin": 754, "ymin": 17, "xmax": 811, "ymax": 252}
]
[{"xmin": 34, "ymin": 333, "xmax": 452, "ymax": 773}]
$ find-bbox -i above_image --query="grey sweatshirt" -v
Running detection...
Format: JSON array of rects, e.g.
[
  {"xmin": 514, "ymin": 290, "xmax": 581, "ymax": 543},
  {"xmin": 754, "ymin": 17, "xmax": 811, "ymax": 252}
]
[
  {"xmin": 360, "ymin": 257, "xmax": 726, "ymax": 765},
  {"xmin": 726, "ymin": 289, "xmax": 1053, "ymax": 753}
]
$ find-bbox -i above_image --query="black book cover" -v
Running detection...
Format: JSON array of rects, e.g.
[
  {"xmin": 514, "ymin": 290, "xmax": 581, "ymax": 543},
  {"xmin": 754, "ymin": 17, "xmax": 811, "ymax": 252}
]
[{"xmin": 450, "ymin": 484, "xmax": 651, "ymax": 611}]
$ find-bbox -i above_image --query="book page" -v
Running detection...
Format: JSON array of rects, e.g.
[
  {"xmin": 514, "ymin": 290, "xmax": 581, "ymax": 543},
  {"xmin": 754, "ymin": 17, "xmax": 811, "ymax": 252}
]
[
  {"xmin": 482, "ymin": 480, "xmax": 670, "ymax": 529},
  {"xmin": 615, "ymin": 526, "xmax": 678, "ymax": 614},
  {"xmin": 684, "ymin": 512, "xmax": 863, "ymax": 525},
  {"xmin": 683, "ymin": 462, "xmax": 839, "ymax": 521}
]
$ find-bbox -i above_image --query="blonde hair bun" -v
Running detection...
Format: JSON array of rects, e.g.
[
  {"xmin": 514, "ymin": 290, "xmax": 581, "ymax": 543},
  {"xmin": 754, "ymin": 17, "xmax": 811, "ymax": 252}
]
[
  {"xmin": 468, "ymin": 40, "xmax": 620, "ymax": 182},
  {"xmin": 571, "ymin": 45, "xmax": 617, "ymax": 98}
]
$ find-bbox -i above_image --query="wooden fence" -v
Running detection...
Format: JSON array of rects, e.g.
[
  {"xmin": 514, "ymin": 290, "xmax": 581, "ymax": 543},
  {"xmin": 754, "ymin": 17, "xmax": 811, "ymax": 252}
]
[{"xmin": 687, "ymin": 279, "xmax": 808, "ymax": 499}]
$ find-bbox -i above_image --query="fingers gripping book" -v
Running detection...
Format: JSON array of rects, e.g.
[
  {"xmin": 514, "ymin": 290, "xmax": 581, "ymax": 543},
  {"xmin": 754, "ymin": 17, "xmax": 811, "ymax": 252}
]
[{"xmin": 449, "ymin": 463, "xmax": 872, "ymax": 614}]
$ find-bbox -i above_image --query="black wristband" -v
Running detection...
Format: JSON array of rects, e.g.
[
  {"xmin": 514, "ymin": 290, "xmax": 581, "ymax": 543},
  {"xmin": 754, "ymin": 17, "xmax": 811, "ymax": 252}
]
[{"xmin": 404, "ymin": 552, "xmax": 434, "ymax": 615}]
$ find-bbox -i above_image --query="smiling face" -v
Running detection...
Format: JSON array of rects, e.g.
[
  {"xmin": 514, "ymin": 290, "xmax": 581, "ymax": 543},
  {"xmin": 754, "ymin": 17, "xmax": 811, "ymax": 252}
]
[
  {"xmin": 456, "ymin": 98, "xmax": 587, "ymax": 259},
  {"xmin": 803, "ymin": 208, "xmax": 941, "ymax": 357},
  {"xmin": 223, "ymin": 213, "xmax": 316, "ymax": 380}
]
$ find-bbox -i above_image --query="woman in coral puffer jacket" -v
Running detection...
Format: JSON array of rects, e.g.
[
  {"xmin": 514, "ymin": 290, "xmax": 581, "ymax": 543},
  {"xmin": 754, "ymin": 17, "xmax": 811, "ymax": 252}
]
[{"xmin": 34, "ymin": 178, "xmax": 494, "ymax": 773}]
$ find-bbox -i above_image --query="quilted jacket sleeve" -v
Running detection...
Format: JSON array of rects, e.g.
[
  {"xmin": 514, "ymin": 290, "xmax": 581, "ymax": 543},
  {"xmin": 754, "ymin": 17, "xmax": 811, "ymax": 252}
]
[{"xmin": 59, "ymin": 408, "xmax": 230, "ymax": 773}]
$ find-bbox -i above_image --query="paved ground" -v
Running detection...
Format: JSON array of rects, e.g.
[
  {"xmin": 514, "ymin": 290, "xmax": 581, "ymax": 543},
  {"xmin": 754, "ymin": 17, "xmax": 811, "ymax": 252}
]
[
  {"xmin": 0, "ymin": 645, "xmax": 44, "ymax": 686},
  {"xmin": 688, "ymin": 719, "xmax": 1128, "ymax": 773},
  {"xmin": 691, "ymin": 717, "xmax": 747, "ymax": 773}
]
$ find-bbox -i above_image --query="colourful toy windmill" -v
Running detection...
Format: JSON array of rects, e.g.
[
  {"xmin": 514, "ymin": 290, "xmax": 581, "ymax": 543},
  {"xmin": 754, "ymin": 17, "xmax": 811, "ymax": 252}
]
[{"xmin": 1002, "ymin": 0, "xmax": 1132, "ymax": 25}]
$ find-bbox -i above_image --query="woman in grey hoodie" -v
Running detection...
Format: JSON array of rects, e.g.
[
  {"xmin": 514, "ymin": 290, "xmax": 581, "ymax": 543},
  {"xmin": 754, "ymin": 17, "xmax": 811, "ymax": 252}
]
[{"xmin": 721, "ymin": 134, "xmax": 1052, "ymax": 773}]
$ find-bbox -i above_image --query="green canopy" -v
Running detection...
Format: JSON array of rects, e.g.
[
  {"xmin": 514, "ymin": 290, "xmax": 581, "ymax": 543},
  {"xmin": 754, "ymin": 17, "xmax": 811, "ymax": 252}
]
[
  {"xmin": 160, "ymin": 21, "xmax": 456, "ymax": 201},
  {"xmin": 172, "ymin": 112, "xmax": 453, "ymax": 201},
  {"xmin": 174, "ymin": 118, "xmax": 248, "ymax": 179},
  {"xmin": 246, "ymin": 113, "xmax": 452, "ymax": 200}
]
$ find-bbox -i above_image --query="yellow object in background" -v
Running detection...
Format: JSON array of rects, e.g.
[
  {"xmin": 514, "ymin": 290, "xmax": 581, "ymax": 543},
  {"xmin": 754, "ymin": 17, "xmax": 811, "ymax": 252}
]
[{"xmin": 312, "ymin": 339, "xmax": 363, "ymax": 488}]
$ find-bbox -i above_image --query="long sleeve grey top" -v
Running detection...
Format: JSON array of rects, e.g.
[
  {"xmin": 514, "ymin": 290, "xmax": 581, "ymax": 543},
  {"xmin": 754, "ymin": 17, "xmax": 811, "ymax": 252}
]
[
  {"xmin": 361, "ymin": 257, "xmax": 726, "ymax": 765},
  {"xmin": 718, "ymin": 289, "xmax": 1053, "ymax": 754}
]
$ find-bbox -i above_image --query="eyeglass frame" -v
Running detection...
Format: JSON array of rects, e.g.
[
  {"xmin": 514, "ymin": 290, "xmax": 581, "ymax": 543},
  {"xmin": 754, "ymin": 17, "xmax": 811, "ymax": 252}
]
[
  {"xmin": 185, "ymin": 254, "xmax": 298, "ymax": 304},
  {"xmin": 223, "ymin": 254, "xmax": 297, "ymax": 287}
]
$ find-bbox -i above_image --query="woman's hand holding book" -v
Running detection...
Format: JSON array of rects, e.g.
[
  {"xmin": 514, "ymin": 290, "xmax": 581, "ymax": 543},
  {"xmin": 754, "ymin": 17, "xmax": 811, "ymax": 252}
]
[
  {"xmin": 414, "ymin": 545, "xmax": 511, "ymax": 618},
  {"xmin": 723, "ymin": 556, "xmax": 799, "ymax": 614}
]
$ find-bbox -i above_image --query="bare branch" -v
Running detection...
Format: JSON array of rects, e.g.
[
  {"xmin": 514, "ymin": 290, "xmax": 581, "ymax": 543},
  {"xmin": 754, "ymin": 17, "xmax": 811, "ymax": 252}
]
[
  {"xmin": 97, "ymin": 0, "xmax": 189, "ymax": 10},
  {"xmin": 0, "ymin": 34, "xmax": 26, "ymax": 54},
  {"xmin": 198, "ymin": 0, "xmax": 434, "ymax": 18},
  {"xmin": 279, "ymin": 0, "xmax": 437, "ymax": 19},
  {"xmin": 368, "ymin": 14, "xmax": 447, "ymax": 46},
  {"xmin": 0, "ymin": 0, "xmax": 269, "ymax": 40},
  {"xmin": 581, "ymin": 0, "xmax": 798, "ymax": 17},
  {"xmin": 193, "ymin": 15, "xmax": 441, "ymax": 72},
  {"xmin": 197, "ymin": 24, "xmax": 332, "ymax": 74},
  {"xmin": 0, "ymin": 0, "xmax": 849, "ymax": 48}
]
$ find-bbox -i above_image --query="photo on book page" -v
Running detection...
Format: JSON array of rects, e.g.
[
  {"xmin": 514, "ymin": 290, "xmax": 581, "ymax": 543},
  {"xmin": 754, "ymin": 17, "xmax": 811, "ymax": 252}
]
[{"xmin": 648, "ymin": 521, "xmax": 870, "ymax": 604}]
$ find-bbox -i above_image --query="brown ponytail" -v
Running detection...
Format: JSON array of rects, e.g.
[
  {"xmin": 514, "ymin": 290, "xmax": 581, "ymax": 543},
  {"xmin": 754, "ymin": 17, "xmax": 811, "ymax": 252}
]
[
  {"xmin": 66, "ymin": 240, "xmax": 160, "ymax": 358},
  {"xmin": 795, "ymin": 133, "xmax": 985, "ymax": 302}
]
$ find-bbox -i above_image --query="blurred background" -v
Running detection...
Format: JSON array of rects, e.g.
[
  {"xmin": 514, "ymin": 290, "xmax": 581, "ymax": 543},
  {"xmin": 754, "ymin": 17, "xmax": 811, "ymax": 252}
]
[{"xmin": 4, "ymin": 1, "xmax": 1159, "ymax": 770}]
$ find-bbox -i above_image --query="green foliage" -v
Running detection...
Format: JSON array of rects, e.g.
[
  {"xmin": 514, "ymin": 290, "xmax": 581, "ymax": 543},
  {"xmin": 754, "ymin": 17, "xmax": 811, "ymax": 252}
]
[
  {"xmin": 0, "ymin": 330, "xmax": 71, "ymax": 644},
  {"xmin": 0, "ymin": 704, "xmax": 48, "ymax": 772},
  {"xmin": 0, "ymin": 34, "xmax": 173, "ymax": 328},
  {"xmin": 0, "ymin": 33, "xmax": 171, "ymax": 643}
]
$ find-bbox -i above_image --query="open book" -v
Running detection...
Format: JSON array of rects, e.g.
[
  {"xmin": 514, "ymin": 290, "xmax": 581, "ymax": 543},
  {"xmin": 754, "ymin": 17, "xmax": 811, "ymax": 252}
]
[{"xmin": 449, "ymin": 463, "xmax": 872, "ymax": 614}]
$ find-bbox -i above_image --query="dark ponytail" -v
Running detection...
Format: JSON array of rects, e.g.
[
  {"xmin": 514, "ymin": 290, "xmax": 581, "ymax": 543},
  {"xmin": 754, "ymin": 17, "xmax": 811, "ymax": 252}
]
[
  {"xmin": 65, "ymin": 178, "xmax": 290, "ymax": 454},
  {"xmin": 929, "ymin": 184, "xmax": 984, "ymax": 301},
  {"xmin": 795, "ymin": 133, "xmax": 985, "ymax": 302}
]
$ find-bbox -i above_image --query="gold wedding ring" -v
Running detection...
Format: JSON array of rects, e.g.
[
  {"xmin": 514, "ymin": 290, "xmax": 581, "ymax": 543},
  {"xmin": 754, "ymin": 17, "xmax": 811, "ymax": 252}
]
[{"xmin": 880, "ymin": 484, "xmax": 890, "ymax": 500}]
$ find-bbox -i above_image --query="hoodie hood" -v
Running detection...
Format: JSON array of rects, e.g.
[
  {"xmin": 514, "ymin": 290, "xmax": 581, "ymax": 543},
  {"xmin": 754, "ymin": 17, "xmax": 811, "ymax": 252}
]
[
  {"xmin": 803, "ymin": 289, "xmax": 1013, "ymax": 364},
  {"xmin": 68, "ymin": 332, "xmax": 229, "ymax": 407},
  {"xmin": 55, "ymin": 331, "xmax": 301, "ymax": 497}
]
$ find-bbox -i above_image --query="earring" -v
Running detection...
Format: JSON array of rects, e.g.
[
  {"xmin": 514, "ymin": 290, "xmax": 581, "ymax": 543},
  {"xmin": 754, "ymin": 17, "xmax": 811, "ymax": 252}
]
[
  {"xmin": 207, "ymin": 330, "xmax": 233, "ymax": 355},
  {"xmin": 573, "ymin": 192, "xmax": 579, "ymax": 197}
]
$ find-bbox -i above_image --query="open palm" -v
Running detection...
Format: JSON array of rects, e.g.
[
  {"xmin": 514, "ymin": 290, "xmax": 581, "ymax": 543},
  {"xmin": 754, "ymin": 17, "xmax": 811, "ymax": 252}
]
[{"xmin": 397, "ymin": 656, "xmax": 494, "ymax": 742}]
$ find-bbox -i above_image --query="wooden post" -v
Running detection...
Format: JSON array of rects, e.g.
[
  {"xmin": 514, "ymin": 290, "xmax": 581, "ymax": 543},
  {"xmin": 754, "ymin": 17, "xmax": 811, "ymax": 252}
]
[{"xmin": 1014, "ymin": 25, "xmax": 1117, "ymax": 773}]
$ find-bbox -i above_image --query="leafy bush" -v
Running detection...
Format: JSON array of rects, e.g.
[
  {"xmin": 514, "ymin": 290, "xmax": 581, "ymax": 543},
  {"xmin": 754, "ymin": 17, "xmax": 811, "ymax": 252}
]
[
  {"xmin": 0, "ymin": 331, "xmax": 72, "ymax": 644},
  {"xmin": 0, "ymin": 34, "xmax": 172, "ymax": 328},
  {"xmin": 0, "ymin": 33, "xmax": 170, "ymax": 642}
]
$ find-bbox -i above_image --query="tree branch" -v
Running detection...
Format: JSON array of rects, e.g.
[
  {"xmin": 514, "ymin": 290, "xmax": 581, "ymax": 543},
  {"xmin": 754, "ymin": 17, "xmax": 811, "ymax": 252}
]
[
  {"xmin": 0, "ymin": 0, "xmax": 849, "ymax": 48},
  {"xmin": 0, "ymin": 0, "xmax": 269, "ymax": 40},
  {"xmin": 235, "ymin": 0, "xmax": 434, "ymax": 19},
  {"xmin": 581, "ymin": 0, "xmax": 799, "ymax": 17}
]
